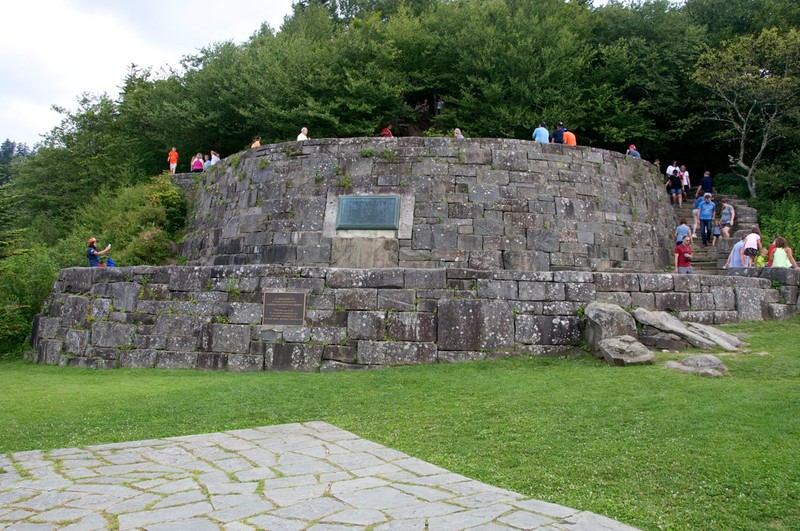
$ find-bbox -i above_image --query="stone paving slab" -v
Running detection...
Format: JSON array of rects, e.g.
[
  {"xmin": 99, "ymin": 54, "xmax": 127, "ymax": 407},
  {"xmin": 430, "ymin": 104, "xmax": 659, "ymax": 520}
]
[{"xmin": 0, "ymin": 422, "xmax": 641, "ymax": 530}]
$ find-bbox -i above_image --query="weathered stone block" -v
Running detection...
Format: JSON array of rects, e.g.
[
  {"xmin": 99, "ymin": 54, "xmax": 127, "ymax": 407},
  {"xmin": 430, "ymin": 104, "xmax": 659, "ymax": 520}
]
[
  {"xmin": 630, "ymin": 292, "xmax": 655, "ymax": 310},
  {"xmin": 404, "ymin": 269, "xmax": 446, "ymax": 289},
  {"xmin": 226, "ymin": 302, "xmax": 263, "ymax": 325},
  {"xmin": 377, "ymin": 289, "xmax": 416, "ymax": 311},
  {"xmin": 210, "ymin": 324, "xmax": 251, "ymax": 354},
  {"xmin": 518, "ymin": 282, "xmax": 565, "ymax": 301},
  {"xmin": 356, "ymin": 341, "xmax": 436, "ymax": 365},
  {"xmin": 155, "ymin": 351, "xmax": 197, "ymax": 369},
  {"xmin": 386, "ymin": 312, "xmax": 436, "ymax": 342},
  {"xmin": 323, "ymin": 345, "xmax": 357, "ymax": 363},
  {"xmin": 654, "ymin": 293, "xmax": 691, "ymax": 311},
  {"xmin": 595, "ymin": 273, "xmax": 639, "ymax": 292},
  {"xmin": 690, "ymin": 293, "xmax": 716, "ymax": 311},
  {"xmin": 270, "ymin": 344, "xmax": 323, "ymax": 371},
  {"xmin": 327, "ymin": 269, "xmax": 404, "ymax": 289},
  {"xmin": 320, "ymin": 360, "xmax": 369, "ymax": 371},
  {"xmin": 335, "ymin": 289, "xmax": 377, "ymax": 310},
  {"xmin": 37, "ymin": 317, "xmax": 61, "ymax": 340},
  {"xmin": 598, "ymin": 335, "xmax": 654, "ymax": 366},
  {"xmin": 61, "ymin": 268, "xmax": 94, "ymax": 293},
  {"xmin": 228, "ymin": 354, "xmax": 264, "ymax": 372},
  {"xmin": 60, "ymin": 296, "xmax": 90, "ymax": 328},
  {"xmin": 280, "ymin": 327, "xmax": 310, "ymax": 343},
  {"xmin": 638, "ymin": 274, "xmax": 674, "ymax": 292},
  {"xmin": 476, "ymin": 280, "xmax": 518, "ymax": 299},
  {"xmin": 736, "ymin": 288, "xmax": 768, "ymax": 321},
  {"xmin": 154, "ymin": 314, "xmax": 203, "ymax": 338},
  {"xmin": 437, "ymin": 351, "xmax": 486, "ymax": 363},
  {"xmin": 516, "ymin": 315, "xmax": 581, "ymax": 345},
  {"xmin": 91, "ymin": 322, "xmax": 135, "ymax": 348},
  {"xmin": 348, "ymin": 311, "xmax": 387, "ymax": 340},
  {"xmin": 438, "ymin": 299, "xmax": 514, "ymax": 351},
  {"xmin": 311, "ymin": 326, "xmax": 348, "ymax": 344},
  {"xmin": 119, "ymin": 349, "xmax": 157, "ymax": 368},
  {"xmin": 108, "ymin": 283, "xmax": 140, "ymax": 312},
  {"xmin": 595, "ymin": 291, "xmax": 632, "ymax": 307},
  {"xmin": 502, "ymin": 251, "xmax": 550, "ymax": 271},
  {"xmin": 65, "ymin": 329, "xmax": 90, "ymax": 356}
]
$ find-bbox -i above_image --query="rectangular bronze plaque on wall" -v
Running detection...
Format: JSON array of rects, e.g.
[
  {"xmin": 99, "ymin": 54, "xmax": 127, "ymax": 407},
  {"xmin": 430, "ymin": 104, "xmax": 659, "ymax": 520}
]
[
  {"xmin": 336, "ymin": 195, "xmax": 400, "ymax": 230},
  {"xmin": 263, "ymin": 292, "xmax": 306, "ymax": 326}
]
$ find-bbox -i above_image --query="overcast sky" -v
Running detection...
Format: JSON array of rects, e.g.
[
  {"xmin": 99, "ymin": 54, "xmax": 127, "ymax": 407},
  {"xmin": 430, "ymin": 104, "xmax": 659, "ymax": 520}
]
[{"xmin": 0, "ymin": 0, "xmax": 295, "ymax": 148}]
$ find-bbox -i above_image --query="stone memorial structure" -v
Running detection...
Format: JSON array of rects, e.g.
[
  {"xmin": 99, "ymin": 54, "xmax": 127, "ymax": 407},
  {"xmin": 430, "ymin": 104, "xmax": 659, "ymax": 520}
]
[{"xmin": 29, "ymin": 138, "xmax": 799, "ymax": 370}]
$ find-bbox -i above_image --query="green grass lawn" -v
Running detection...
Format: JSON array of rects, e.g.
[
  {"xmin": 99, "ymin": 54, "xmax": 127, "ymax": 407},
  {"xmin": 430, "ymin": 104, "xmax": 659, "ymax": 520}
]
[{"xmin": 1, "ymin": 317, "xmax": 799, "ymax": 530}]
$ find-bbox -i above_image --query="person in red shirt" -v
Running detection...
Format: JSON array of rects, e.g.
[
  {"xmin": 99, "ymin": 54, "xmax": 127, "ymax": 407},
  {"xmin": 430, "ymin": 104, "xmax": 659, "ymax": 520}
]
[
  {"xmin": 167, "ymin": 147, "xmax": 178, "ymax": 174},
  {"xmin": 674, "ymin": 235, "xmax": 693, "ymax": 274},
  {"xmin": 380, "ymin": 124, "xmax": 393, "ymax": 137},
  {"xmin": 563, "ymin": 128, "xmax": 577, "ymax": 146}
]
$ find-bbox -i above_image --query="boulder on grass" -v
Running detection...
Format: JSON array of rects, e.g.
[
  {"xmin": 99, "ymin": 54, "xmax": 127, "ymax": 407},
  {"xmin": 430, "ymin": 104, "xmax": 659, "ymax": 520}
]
[
  {"xmin": 584, "ymin": 302, "xmax": 637, "ymax": 355},
  {"xmin": 684, "ymin": 322, "xmax": 743, "ymax": 352},
  {"xmin": 665, "ymin": 354, "xmax": 728, "ymax": 377},
  {"xmin": 632, "ymin": 308, "xmax": 716, "ymax": 349},
  {"xmin": 597, "ymin": 335, "xmax": 654, "ymax": 366}
]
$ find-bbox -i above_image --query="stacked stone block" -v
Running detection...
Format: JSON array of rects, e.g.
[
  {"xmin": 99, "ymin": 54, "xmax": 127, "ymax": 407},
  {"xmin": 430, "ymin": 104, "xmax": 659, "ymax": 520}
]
[
  {"xmin": 29, "ymin": 266, "xmax": 795, "ymax": 371},
  {"xmin": 179, "ymin": 138, "xmax": 675, "ymax": 271}
]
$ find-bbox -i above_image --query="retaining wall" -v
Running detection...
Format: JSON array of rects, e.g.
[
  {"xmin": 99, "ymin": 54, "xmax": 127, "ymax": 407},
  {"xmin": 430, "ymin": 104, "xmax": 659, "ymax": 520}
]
[
  {"xmin": 179, "ymin": 138, "xmax": 676, "ymax": 271},
  {"xmin": 28, "ymin": 266, "xmax": 796, "ymax": 371}
]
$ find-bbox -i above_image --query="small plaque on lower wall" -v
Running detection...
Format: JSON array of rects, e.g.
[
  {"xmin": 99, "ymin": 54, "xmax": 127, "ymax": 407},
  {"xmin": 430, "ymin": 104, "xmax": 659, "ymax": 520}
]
[{"xmin": 263, "ymin": 292, "xmax": 306, "ymax": 326}]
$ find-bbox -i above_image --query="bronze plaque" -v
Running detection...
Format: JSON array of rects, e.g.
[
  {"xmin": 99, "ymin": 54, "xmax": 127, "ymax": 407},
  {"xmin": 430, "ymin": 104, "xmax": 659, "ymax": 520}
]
[
  {"xmin": 263, "ymin": 292, "xmax": 306, "ymax": 326},
  {"xmin": 336, "ymin": 195, "xmax": 400, "ymax": 230}
]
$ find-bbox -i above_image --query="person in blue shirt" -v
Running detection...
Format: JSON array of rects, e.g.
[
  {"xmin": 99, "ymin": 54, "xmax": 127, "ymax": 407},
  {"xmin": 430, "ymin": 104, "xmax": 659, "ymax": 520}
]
[
  {"xmin": 724, "ymin": 236, "xmax": 746, "ymax": 269},
  {"xmin": 626, "ymin": 144, "xmax": 641, "ymax": 158},
  {"xmin": 532, "ymin": 122, "xmax": 549, "ymax": 143},
  {"xmin": 698, "ymin": 193, "xmax": 716, "ymax": 246},
  {"xmin": 86, "ymin": 237, "xmax": 111, "ymax": 267}
]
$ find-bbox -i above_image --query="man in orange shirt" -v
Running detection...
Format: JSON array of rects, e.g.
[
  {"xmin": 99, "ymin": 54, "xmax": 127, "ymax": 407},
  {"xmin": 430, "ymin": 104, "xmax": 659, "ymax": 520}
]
[
  {"xmin": 563, "ymin": 128, "xmax": 577, "ymax": 146},
  {"xmin": 167, "ymin": 147, "xmax": 179, "ymax": 174}
]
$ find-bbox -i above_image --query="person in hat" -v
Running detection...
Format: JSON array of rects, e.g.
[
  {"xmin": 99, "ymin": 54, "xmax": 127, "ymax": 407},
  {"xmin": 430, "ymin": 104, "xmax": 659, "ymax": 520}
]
[
  {"xmin": 698, "ymin": 193, "xmax": 716, "ymax": 247},
  {"xmin": 626, "ymin": 144, "xmax": 641, "ymax": 158},
  {"xmin": 86, "ymin": 238, "xmax": 111, "ymax": 267},
  {"xmin": 551, "ymin": 122, "xmax": 566, "ymax": 144}
]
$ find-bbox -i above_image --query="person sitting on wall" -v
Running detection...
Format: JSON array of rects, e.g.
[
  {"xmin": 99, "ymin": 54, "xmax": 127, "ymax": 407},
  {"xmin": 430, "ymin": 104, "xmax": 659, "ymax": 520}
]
[
  {"xmin": 86, "ymin": 238, "xmax": 111, "ymax": 267},
  {"xmin": 771, "ymin": 237, "xmax": 799, "ymax": 268},
  {"xmin": 380, "ymin": 124, "xmax": 394, "ymax": 137},
  {"xmin": 297, "ymin": 127, "xmax": 309, "ymax": 141},
  {"xmin": 251, "ymin": 136, "xmax": 261, "ymax": 148},
  {"xmin": 626, "ymin": 144, "xmax": 641, "ymax": 158},
  {"xmin": 532, "ymin": 122, "xmax": 549, "ymax": 143},
  {"xmin": 210, "ymin": 150, "xmax": 220, "ymax": 166}
]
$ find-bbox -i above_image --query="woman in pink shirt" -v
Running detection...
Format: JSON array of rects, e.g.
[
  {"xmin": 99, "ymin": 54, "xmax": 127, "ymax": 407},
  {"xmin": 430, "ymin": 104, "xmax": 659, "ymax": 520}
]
[{"xmin": 741, "ymin": 226, "xmax": 762, "ymax": 267}]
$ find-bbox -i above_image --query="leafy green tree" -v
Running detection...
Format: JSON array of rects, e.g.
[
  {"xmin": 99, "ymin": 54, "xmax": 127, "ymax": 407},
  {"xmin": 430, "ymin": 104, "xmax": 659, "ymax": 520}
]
[{"xmin": 693, "ymin": 28, "xmax": 800, "ymax": 197}]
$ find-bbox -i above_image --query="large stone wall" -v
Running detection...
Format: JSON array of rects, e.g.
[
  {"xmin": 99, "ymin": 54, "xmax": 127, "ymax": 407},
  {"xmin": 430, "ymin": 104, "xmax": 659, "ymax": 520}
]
[
  {"xmin": 179, "ymin": 138, "xmax": 676, "ymax": 271},
  {"xmin": 29, "ymin": 266, "xmax": 795, "ymax": 371}
]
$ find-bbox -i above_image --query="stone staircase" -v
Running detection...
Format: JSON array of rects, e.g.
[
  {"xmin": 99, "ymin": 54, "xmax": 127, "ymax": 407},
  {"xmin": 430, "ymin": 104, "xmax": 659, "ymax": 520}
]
[{"xmin": 668, "ymin": 193, "xmax": 758, "ymax": 274}]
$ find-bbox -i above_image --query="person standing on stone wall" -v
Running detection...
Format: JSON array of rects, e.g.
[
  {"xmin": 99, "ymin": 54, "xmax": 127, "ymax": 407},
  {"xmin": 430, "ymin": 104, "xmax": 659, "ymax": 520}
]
[
  {"xmin": 551, "ymin": 122, "xmax": 566, "ymax": 144},
  {"xmin": 563, "ymin": 128, "xmax": 577, "ymax": 146},
  {"xmin": 532, "ymin": 122, "xmax": 549, "ymax": 143},
  {"xmin": 167, "ymin": 147, "xmax": 179, "ymax": 174}
]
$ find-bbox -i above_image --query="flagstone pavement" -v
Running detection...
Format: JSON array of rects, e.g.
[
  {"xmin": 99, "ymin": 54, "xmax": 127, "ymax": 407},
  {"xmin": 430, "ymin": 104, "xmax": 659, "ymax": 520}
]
[{"xmin": 0, "ymin": 422, "xmax": 640, "ymax": 530}]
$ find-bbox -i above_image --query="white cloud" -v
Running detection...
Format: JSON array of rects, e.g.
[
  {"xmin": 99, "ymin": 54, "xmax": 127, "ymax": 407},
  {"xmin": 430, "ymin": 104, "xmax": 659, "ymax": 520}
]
[{"xmin": 0, "ymin": 0, "xmax": 294, "ymax": 147}]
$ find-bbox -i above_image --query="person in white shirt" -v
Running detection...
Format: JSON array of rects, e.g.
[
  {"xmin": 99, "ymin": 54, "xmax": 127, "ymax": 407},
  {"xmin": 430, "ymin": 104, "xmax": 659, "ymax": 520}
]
[
  {"xmin": 680, "ymin": 164, "xmax": 690, "ymax": 199},
  {"xmin": 297, "ymin": 127, "xmax": 309, "ymax": 141},
  {"xmin": 665, "ymin": 160, "xmax": 678, "ymax": 182},
  {"xmin": 209, "ymin": 150, "xmax": 220, "ymax": 166}
]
